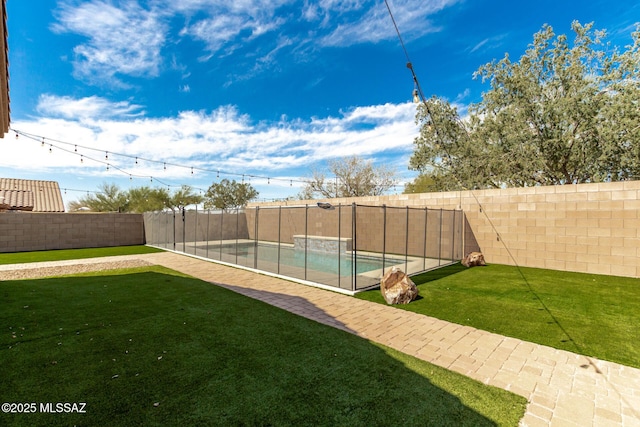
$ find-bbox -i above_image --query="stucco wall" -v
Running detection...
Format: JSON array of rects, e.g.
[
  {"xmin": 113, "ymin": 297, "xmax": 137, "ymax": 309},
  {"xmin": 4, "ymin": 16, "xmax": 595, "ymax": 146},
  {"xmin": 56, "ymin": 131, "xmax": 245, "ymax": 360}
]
[
  {"xmin": 0, "ymin": 212, "xmax": 145, "ymax": 253},
  {"xmin": 250, "ymin": 180, "xmax": 640, "ymax": 278}
]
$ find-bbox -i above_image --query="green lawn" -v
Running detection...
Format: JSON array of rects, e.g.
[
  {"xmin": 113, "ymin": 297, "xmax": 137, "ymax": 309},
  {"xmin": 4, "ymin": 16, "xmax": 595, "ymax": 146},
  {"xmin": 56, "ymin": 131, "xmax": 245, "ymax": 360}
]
[
  {"xmin": 0, "ymin": 246, "xmax": 164, "ymax": 265},
  {"xmin": 1, "ymin": 267, "xmax": 526, "ymax": 426},
  {"xmin": 357, "ymin": 263, "xmax": 640, "ymax": 368}
]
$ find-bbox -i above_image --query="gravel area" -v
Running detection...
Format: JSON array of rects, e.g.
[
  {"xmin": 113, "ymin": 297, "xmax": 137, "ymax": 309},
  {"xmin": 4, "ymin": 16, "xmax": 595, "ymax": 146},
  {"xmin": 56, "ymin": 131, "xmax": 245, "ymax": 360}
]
[{"xmin": 0, "ymin": 258, "xmax": 153, "ymax": 281}]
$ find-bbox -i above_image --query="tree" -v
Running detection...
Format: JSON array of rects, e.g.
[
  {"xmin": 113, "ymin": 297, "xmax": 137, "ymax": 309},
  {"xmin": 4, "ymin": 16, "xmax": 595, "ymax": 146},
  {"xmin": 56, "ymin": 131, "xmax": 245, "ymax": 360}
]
[
  {"xmin": 403, "ymin": 174, "xmax": 438, "ymax": 194},
  {"xmin": 300, "ymin": 156, "xmax": 398, "ymax": 199},
  {"xmin": 126, "ymin": 186, "xmax": 168, "ymax": 213},
  {"xmin": 68, "ymin": 184, "xmax": 202, "ymax": 213},
  {"xmin": 164, "ymin": 185, "xmax": 203, "ymax": 212},
  {"xmin": 68, "ymin": 183, "xmax": 129, "ymax": 212},
  {"xmin": 203, "ymin": 179, "xmax": 258, "ymax": 211},
  {"xmin": 409, "ymin": 21, "xmax": 640, "ymax": 190}
]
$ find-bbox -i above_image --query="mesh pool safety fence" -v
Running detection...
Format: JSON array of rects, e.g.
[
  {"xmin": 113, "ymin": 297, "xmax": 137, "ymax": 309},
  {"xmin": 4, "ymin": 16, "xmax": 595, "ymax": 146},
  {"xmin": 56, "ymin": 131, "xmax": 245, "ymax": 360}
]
[{"xmin": 143, "ymin": 203, "xmax": 464, "ymax": 293}]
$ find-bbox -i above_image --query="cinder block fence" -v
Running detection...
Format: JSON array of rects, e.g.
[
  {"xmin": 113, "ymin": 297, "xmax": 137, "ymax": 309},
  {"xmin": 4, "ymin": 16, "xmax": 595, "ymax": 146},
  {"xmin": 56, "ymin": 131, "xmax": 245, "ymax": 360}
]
[
  {"xmin": 0, "ymin": 213, "xmax": 145, "ymax": 253},
  {"xmin": 251, "ymin": 181, "xmax": 640, "ymax": 278}
]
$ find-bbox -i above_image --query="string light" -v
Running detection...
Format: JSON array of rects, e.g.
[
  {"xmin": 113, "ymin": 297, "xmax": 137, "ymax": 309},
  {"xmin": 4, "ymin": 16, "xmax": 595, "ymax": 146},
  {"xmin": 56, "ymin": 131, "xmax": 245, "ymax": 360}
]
[{"xmin": 10, "ymin": 128, "xmax": 401, "ymax": 197}]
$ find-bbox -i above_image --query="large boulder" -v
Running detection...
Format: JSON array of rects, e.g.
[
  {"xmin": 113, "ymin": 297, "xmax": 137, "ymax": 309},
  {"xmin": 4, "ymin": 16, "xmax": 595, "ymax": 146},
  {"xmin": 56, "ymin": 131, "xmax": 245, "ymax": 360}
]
[
  {"xmin": 380, "ymin": 267, "xmax": 419, "ymax": 305},
  {"xmin": 461, "ymin": 251, "xmax": 486, "ymax": 267}
]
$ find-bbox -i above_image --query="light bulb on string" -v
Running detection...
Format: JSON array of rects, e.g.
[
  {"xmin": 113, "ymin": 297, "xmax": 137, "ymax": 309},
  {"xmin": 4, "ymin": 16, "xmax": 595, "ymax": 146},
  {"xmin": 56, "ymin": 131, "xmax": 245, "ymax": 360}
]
[
  {"xmin": 191, "ymin": 167, "xmax": 194, "ymax": 175},
  {"xmin": 163, "ymin": 162, "xmax": 166, "ymax": 170},
  {"xmin": 135, "ymin": 157, "xmax": 138, "ymax": 165},
  {"xmin": 80, "ymin": 155, "xmax": 84, "ymax": 163},
  {"xmin": 49, "ymin": 145, "xmax": 52, "ymax": 153},
  {"xmin": 41, "ymin": 138, "xmax": 45, "ymax": 147},
  {"xmin": 105, "ymin": 151, "xmax": 109, "ymax": 160},
  {"xmin": 106, "ymin": 164, "xmax": 110, "ymax": 171}
]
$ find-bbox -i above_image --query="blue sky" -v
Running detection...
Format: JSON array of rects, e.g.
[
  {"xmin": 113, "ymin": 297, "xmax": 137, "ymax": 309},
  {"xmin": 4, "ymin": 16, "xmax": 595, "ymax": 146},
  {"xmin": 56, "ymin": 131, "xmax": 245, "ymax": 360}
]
[{"xmin": 3, "ymin": 0, "xmax": 639, "ymax": 207}]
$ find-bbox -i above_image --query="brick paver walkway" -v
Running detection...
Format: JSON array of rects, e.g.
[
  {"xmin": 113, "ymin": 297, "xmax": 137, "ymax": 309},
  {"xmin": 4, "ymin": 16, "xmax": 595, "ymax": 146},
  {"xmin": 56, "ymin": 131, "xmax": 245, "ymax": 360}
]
[{"xmin": 6, "ymin": 251, "xmax": 640, "ymax": 426}]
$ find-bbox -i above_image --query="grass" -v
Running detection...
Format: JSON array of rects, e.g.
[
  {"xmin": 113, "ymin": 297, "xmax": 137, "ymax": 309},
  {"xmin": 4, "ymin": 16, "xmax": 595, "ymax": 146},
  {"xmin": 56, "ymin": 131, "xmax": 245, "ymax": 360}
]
[
  {"xmin": 1, "ymin": 266, "xmax": 526, "ymax": 426},
  {"xmin": 356, "ymin": 263, "xmax": 640, "ymax": 369},
  {"xmin": 0, "ymin": 246, "xmax": 164, "ymax": 265}
]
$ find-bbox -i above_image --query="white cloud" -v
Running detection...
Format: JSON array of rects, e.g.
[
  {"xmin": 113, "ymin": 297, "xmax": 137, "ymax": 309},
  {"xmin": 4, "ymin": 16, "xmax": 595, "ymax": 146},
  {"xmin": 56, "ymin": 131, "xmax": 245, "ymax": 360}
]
[
  {"xmin": 37, "ymin": 94, "xmax": 145, "ymax": 119},
  {"xmin": 52, "ymin": 0, "xmax": 168, "ymax": 85},
  {"xmin": 50, "ymin": 0, "xmax": 462, "ymax": 86},
  {"xmin": 8, "ymin": 96, "xmax": 420, "ymax": 180}
]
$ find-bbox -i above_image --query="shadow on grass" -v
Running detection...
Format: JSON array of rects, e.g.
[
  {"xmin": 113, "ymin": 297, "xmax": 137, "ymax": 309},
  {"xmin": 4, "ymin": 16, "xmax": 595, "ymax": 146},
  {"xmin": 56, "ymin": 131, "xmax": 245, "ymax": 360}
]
[
  {"xmin": 410, "ymin": 262, "xmax": 468, "ymax": 286},
  {"xmin": 0, "ymin": 269, "xmax": 525, "ymax": 426}
]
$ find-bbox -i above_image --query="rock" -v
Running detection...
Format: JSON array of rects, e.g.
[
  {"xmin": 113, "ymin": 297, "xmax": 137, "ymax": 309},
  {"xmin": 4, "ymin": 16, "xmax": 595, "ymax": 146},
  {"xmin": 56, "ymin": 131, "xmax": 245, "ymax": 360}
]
[
  {"xmin": 380, "ymin": 267, "xmax": 419, "ymax": 305},
  {"xmin": 462, "ymin": 252, "xmax": 486, "ymax": 267}
]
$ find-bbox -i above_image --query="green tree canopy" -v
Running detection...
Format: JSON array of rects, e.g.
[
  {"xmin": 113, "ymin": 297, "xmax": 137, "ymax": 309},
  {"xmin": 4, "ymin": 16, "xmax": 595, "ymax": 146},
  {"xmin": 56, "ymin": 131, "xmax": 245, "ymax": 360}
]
[
  {"xmin": 126, "ymin": 186, "xmax": 168, "ymax": 213},
  {"xmin": 68, "ymin": 183, "xmax": 129, "ymax": 212},
  {"xmin": 203, "ymin": 179, "xmax": 258, "ymax": 211},
  {"xmin": 300, "ymin": 156, "xmax": 398, "ymax": 199},
  {"xmin": 165, "ymin": 185, "xmax": 203, "ymax": 212},
  {"xmin": 409, "ymin": 21, "xmax": 640, "ymax": 191},
  {"xmin": 67, "ymin": 184, "xmax": 202, "ymax": 213}
]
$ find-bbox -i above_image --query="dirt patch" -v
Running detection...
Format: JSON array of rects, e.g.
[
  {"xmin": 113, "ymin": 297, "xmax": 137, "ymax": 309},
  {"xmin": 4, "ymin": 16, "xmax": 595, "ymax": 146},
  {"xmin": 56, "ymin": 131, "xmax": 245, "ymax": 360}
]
[{"xmin": 0, "ymin": 259, "xmax": 153, "ymax": 281}]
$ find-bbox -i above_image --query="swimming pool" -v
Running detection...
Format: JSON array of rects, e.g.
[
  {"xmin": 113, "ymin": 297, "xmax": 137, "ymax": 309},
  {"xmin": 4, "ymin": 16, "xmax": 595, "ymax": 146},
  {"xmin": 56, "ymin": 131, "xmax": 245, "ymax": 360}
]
[{"xmin": 215, "ymin": 242, "xmax": 403, "ymax": 275}]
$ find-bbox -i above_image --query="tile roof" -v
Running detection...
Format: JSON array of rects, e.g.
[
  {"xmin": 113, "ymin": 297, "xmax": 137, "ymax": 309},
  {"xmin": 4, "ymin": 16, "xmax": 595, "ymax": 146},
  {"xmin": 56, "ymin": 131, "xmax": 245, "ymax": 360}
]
[
  {"xmin": 0, "ymin": 179, "xmax": 65, "ymax": 212},
  {"xmin": 0, "ymin": 189, "xmax": 34, "ymax": 211}
]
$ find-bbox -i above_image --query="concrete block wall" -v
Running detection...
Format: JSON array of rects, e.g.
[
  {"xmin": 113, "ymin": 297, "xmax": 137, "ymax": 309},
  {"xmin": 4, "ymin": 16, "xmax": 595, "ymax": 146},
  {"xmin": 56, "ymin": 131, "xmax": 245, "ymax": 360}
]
[
  {"xmin": 0, "ymin": 212, "xmax": 145, "ymax": 253},
  {"xmin": 250, "ymin": 180, "xmax": 640, "ymax": 278}
]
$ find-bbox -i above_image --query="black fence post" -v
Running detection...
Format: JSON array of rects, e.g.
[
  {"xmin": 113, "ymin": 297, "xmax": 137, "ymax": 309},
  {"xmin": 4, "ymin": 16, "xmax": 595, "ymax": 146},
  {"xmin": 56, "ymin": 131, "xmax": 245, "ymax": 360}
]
[
  {"xmin": 382, "ymin": 205, "xmax": 387, "ymax": 274},
  {"xmin": 352, "ymin": 203, "xmax": 357, "ymax": 291}
]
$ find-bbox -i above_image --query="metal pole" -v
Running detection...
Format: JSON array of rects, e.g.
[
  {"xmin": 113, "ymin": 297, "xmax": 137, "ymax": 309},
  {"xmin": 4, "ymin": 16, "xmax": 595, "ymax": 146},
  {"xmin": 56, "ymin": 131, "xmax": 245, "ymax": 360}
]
[
  {"xmin": 235, "ymin": 207, "xmax": 239, "ymax": 265},
  {"xmin": 165, "ymin": 212, "xmax": 169, "ymax": 249},
  {"xmin": 451, "ymin": 210, "xmax": 456, "ymax": 261},
  {"xmin": 337, "ymin": 204, "xmax": 341, "ymax": 288},
  {"xmin": 277, "ymin": 205, "xmax": 282, "ymax": 275},
  {"xmin": 194, "ymin": 205, "xmax": 198, "ymax": 255},
  {"xmin": 438, "ymin": 208, "xmax": 443, "ymax": 266},
  {"xmin": 405, "ymin": 206, "xmax": 409, "ymax": 272},
  {"xmin": 219, "ymin": 209, "xmax": 224, "ymax": 261},
  {"xmin": 254, "ymin": 207, "xmax": 259, "ymax": 269},
  {"xmin": 206, "ymin": 209, "xmax": 210, "ymax": 259},
  {"xmin": 352, "ymin": 203, "xmax": 357, "ymax": 291},
  {"xmin": 304, "ymin": 204, "xmax": 308, "ymax": 281},
  {"xmin": 182, "ymin": 208, "xmax": 186, "ymax": 253},
  {"xmin": 423, "ymin": 207, "xmax": 428, "ymax": 270},
  {"xmin": 172, "ymin": 211, "xmax": 176, "ymax": 251},
  {"xmin": 382, "ymin": 205, "xmax": 387, "ymax": 274}
]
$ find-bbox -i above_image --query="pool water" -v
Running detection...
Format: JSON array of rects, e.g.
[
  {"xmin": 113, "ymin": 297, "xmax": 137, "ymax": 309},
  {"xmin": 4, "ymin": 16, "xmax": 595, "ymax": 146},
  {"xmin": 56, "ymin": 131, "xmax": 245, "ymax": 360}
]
[{"xmin": 219, "ymin": 242, "xmax": 401, "ymax": 275}]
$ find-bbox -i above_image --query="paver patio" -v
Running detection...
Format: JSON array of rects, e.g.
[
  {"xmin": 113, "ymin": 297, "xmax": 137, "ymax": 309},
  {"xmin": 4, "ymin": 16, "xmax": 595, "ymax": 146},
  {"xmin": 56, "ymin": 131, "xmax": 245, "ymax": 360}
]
[{"xmin": 3, "ymin": 251, "xmax": 639, "ymax": 426}]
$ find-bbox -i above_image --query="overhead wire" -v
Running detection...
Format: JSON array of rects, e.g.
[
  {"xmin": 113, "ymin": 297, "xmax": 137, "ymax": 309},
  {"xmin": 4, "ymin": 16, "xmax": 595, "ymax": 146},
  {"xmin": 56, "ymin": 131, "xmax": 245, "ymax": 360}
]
[
  {"xmin": 10, "ymin": 127, "xmax": 413, "ymax": 198},
  {"xmin": 382, "ymin": 0, "xmax": 589, "ymax": 357}
]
